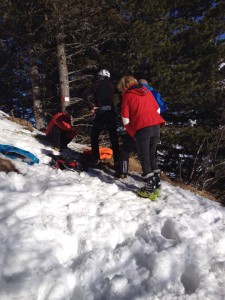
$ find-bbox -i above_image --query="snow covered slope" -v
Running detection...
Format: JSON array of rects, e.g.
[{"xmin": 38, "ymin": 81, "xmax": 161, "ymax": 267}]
[{"xmin": 0, "ymin": 111, "xmax": 225, "ymax": 300}]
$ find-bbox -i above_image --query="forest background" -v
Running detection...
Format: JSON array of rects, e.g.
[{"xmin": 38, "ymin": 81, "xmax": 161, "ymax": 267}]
[{"xmin": 0, "ymin": 0, "xmax": 224, "ymax": 202}]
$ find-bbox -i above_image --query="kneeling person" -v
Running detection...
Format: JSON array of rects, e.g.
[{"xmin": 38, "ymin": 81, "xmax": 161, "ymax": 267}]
[{"xmin": 46, "ymin": 105, "xmax": 79, "ymax": 151}]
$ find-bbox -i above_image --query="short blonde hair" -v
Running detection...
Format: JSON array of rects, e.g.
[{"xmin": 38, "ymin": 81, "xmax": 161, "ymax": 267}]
[{"xmin": 117, "ymin": 75, "xmax": 138, "ymax": 93}]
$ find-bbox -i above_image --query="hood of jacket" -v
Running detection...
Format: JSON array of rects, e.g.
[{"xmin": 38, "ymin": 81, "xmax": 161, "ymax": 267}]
[{"xmin": 122, "ymin": 83, "xmax": 148, "ymax": 96}]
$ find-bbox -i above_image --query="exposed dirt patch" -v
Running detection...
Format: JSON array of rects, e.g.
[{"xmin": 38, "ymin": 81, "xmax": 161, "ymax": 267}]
[
  {"xmin": 0, "ymin": 157, "xmax": 20, "ymax": 173},
  {"xmin": 7, "ymin": 116, "xmax": 34, "ymax": 132}
]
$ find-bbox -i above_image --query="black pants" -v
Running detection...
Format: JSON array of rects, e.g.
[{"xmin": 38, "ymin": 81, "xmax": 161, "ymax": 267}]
[
  {"xmin": 91, "ymin": 110, "xmax": 119, "ymax": 162},
  {"xmin": 47, "ymin": 125, "xmax": 72, "ymax": 149},
  {"xmin": 135, "ymin": 125, "xmax": 160, "ymax": 176}
]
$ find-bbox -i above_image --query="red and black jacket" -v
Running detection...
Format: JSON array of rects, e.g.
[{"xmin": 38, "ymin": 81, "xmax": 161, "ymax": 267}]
[{"xmin": 46, "ymin": 112, "xmax": 75, "ymax": 139}]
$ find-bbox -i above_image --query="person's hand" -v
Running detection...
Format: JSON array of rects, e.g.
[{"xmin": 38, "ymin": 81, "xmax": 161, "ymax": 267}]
[{"xmin": 91, "ymin": 107, "xmax": 98, "ymax": 113}]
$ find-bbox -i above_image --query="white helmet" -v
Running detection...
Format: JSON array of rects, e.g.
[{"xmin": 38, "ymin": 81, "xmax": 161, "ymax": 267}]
[{"xmin": 97, "ymin": 69, "xmax": 110, "ymax": 78}]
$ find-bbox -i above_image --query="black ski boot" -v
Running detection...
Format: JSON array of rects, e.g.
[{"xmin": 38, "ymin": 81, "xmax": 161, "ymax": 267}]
[
  {"xmin": 153, "ymin": 169, "xmax": 161, "ymax": 197},
  {"xmin": 114, "ymin": 157, "xmax": 128, "ymax": 179},
  {"xmin": 137, "ymin": 173, "xmax": 156, "ymax": 201}
]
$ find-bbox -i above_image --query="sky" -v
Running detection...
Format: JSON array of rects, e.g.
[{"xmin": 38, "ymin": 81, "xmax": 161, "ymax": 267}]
[{"xmin": 0, "ymin": 110, "xmax": 225, "ymax": 300}]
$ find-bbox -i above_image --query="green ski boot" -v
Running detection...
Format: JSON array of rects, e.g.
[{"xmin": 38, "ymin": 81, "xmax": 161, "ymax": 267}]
[{"xmin": 136, "ymin": 173, "xmax": 157, "ymax": 201}]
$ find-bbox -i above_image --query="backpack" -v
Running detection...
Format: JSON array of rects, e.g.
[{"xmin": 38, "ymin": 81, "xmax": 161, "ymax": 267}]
[
  {"xmin": 83, "ymin": 147, "xmax": 113, "ymax": 160},
  {"xmin": 151, "ymin": 90, "xmax": 169, "ymax": 114},
  {"xmin": 142, "ymin": 83, "xmax": 169, "ymax": 114},
  {"xmin": 49, "ymin": 155, "xmax": 88, "ymax": 173}
]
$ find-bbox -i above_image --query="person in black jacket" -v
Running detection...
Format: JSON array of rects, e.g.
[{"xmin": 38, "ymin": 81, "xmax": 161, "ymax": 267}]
[{"xmin": 82, "ymin": 69, "xmax": 120, "ymax": 168}]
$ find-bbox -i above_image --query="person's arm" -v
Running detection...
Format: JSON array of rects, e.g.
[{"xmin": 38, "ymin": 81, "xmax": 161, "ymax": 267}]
[
  {"xmin": 121, "ymin": 97, "xmax": 133, "ymax": 137},
  {"xmin": 82, "ymin": 85, "xmax": 95, "ymax": 110},
  {"xmin": 54, "ymin": 115, "xmax": 72, "ymax": 131},
  {"xmin": 121, "ymin": 97, "xmax": 130, "ymax": 125}
]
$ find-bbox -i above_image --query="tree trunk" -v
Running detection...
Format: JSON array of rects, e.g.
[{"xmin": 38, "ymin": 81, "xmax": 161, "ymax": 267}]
[
  {"xmin": 29, "ymin": 47, "xmax": 44, "ymax": 130},
  {"xmin": 56, "ymin": 31, "xmax": 70, "ymax": 111},
  {"xmin": 27, "ymin": 14, "xmax": 44, "ymax": 130}
]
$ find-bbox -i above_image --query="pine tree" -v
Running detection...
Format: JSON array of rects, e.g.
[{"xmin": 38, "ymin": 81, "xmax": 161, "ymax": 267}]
[
  {"xmin": 0, "ymin": 0, "xmax": 124, "ymax": 124},
  {"xmin": 116, "ymin": 0, "xmax": 225, "ymax": 199},
  {"xmin": 162, "ymin": 0, "xmax": 225, "ymax": 187},
  {"xmin": 0, "ymin": 0, "xmax": 48, "ymax": 128}
]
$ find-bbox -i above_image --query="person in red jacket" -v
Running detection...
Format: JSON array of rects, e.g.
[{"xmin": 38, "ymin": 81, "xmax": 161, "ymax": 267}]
[
  {"xmin": 46, "ymin": 105, "xmax": 79, "ymax": 151},
  {"xmin": 117, "ymin": 75, "xmax": 165, "ymax": 200}
]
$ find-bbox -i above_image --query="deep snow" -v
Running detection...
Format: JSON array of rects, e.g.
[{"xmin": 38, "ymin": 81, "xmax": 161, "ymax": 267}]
[{"xmin": 0, "ymin": 110, "xmax": 225, "ymax": 300}]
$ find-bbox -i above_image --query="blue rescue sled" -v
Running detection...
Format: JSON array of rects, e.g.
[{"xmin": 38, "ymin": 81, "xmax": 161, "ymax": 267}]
[{"xmin": 0, "ymin": 144, "xmax": 39, "ymax": 165}]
